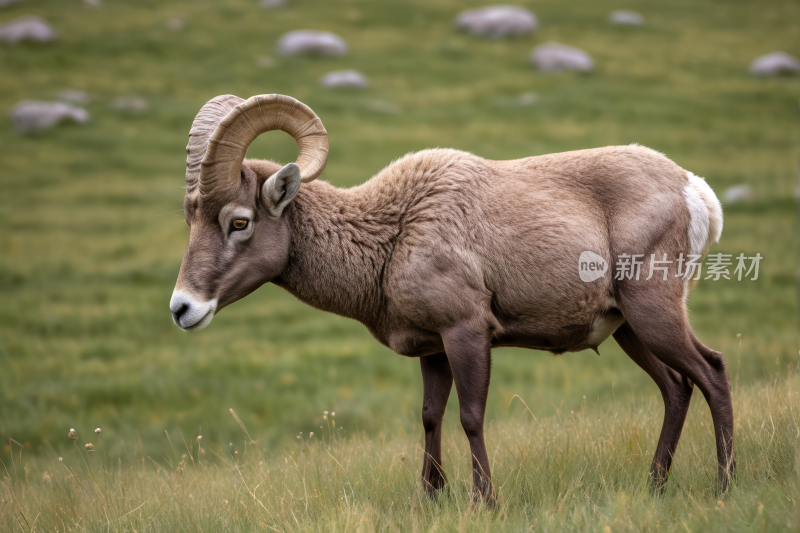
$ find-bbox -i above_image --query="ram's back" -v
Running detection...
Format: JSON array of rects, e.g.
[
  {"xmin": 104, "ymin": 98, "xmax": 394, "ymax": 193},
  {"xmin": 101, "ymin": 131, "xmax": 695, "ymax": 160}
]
[{"xmin": 375, "ymin": 145, "xmax": 692, "ymax": 339}]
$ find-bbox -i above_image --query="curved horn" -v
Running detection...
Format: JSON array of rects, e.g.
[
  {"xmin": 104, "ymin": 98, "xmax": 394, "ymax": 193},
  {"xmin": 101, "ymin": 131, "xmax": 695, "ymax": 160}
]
[
  {"xmin": 191, "ymin": 94, "xmax": 328, "ymax": 196},
  {"xmin": 185, "ymin": 94, "xmax": 244, "ymax": 198}
]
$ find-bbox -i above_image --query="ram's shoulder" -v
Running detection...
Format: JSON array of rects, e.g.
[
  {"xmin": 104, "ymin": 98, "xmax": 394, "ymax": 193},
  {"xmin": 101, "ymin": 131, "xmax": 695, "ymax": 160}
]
[
  {"xmin": 380, "ymin": 148, "xmax": 483, "ymax": 176},
  {"xmin": 354, "ymin": 148, "xmax": 485, "ymax": 195}
]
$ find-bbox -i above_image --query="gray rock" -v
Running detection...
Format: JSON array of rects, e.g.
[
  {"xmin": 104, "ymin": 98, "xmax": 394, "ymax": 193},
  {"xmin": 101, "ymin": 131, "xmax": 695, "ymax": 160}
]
[
  {"xmin": 109, "ymin": 96, "xmax": 148, "ymax": 114},
  {"xmin": 10, "ymin": 100, "xmax": 89, "ymax": 133},
  {"xmin": 319, "ymin": 69, "xmax": 368, "ymax": 88},
  {"xmin": 166, "ymin": 17, "xmax": 186, "ymax": 31},
  {"xmin": 260, "ymin": 0, "xmax": 287, "ymax": 9},
  {"xmin": 0, "ymin": 0, "xmax": 22, "ymax": 7},
  {"xmin": 723, "ymin": 185, "xmax": 753, "ymax": 204},
  {"xmin": 0, "ymin": 16, "xmax": 56, "ymax": 43},
  {"xmin": 56, "ymin": 89, "xmax": 90, "ymax": 105},
  {"xmin": 277, "ymin": 30, "xmax": 347, "ymax": 57},
  {"xmin": 749, "ymin": 51, "xmax": 800, "ymax": 76},
  {"xmin": 83, "ymin": 0, "xmax": 101, "ymax": 7},
  {"xmin": 609, "ymin": 10, "xmax": 644, "ymax": 26},
  {"xmin": 490, "ymin": 93, "xmax": 539, "ymax": 108},
  {"xmin": 530, "ymin": 42, "xmax": 594, "ymax": 72},
  {"xmin": 455, "ymin": 5, "xmax": 537, "ymax": 38}
]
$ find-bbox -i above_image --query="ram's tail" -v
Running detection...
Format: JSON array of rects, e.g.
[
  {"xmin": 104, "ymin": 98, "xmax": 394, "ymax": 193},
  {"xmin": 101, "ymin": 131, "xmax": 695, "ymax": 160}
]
[{"xmin": 683, "ymin": 171, "xmax": 723, "ymax": 263}]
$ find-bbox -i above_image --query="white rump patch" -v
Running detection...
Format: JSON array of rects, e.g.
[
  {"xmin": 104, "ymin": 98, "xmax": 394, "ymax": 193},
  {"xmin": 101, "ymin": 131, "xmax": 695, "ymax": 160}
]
[
  {"xmin": 682, "ymin": 180, "xmax": 710, "ymax": 258},
  {"xmin": 684, "ymin": 171, "xmax": 723, "ymax": 258}
]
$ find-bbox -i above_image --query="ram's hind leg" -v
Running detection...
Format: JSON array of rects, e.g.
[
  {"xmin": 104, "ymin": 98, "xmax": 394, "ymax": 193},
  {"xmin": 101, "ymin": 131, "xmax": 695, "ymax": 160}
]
[
  {"xmin": 613, "ymin": 323, "xmax": 694, "ymax": 492},
  {"xmin": 419, "ymin": 352, "xmax": 453, "ymax": 493},
  {"xmin": 689, "ymin": 329, "xmax": 736, "ymax": 484},
  {"xmin": 618, "ymin": 287, "xmax": 734, "ymax": 495}
]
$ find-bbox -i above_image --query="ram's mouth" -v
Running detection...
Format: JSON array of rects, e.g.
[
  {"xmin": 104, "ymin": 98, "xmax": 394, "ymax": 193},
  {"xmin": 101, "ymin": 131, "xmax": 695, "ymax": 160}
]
[
  {"xmin": 169, "ymin": 291, "xmax": 218, "ymax": 332},
  {"xmin": 180, "ymin": 309, "xmax": 215, "ymax": 332}
]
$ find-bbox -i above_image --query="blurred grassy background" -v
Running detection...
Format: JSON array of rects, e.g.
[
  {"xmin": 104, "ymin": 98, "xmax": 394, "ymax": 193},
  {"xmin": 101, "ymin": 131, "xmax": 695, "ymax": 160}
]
[{"xmin": 0, "ymin": 0, "xmax": 797, "ymax": 460}]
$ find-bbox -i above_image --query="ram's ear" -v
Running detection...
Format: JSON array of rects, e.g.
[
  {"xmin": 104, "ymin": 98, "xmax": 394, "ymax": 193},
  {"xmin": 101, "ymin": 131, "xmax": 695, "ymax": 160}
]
[{"xmin": 262, "ymin": 163, "xmax": 301, "ymax": 217}]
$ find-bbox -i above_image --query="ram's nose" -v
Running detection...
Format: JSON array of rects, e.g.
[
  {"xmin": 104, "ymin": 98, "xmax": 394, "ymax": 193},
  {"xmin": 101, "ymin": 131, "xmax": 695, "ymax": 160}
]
[
  {"xmin": 169, "ymin": 290, "xmax": 217, "ymax": 332},
  {"xmin": 171, "ymin": 303, "xmax": 189, "ymax": 324}
]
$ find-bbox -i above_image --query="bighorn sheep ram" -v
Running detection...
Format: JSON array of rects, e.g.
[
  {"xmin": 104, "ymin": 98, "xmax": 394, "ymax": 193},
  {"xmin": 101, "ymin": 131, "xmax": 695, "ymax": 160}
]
[{"xmin": 170, "ymin": 94, "xmax": 732, "ymax": 502}]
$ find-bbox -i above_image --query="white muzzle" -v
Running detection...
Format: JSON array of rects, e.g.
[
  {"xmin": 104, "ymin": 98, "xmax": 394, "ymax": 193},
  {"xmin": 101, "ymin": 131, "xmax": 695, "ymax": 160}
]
[{"xmin": 170, "ymin": 290, "xmax": 217, "ymax": 332}]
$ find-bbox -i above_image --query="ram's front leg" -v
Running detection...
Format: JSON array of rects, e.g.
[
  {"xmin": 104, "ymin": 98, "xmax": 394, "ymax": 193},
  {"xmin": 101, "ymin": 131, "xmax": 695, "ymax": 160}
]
[
  {"xmin": 420, "ymin": 352, "xmax": 453, "ymax": 493},
  {"xmin": 441, "ymin": 323, "xmax": 494, "ymax": 506}
]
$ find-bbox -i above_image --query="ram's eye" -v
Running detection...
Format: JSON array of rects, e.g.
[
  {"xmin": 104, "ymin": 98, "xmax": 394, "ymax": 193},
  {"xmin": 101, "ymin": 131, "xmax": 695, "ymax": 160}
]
[{"xmin": 232, "ymin": 219, "xmax": 248, "ymax": 230}]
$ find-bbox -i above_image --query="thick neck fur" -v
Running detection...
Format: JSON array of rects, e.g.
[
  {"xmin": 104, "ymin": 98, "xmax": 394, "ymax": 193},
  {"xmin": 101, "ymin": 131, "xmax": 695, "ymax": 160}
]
[
  {"xmin": 274, "ymin": 179, "xmax": 399, "ymax": 328},
  {"xmin": 254, "ymin": 148, "xmax": 476, "ymax": 331}
]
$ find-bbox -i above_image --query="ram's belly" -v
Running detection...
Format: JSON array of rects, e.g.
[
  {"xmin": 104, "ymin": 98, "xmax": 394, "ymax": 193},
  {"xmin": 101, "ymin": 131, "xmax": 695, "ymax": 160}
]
[
  {"xmin": 492, "ymin": 306, "xmax": 625, "ymax": 354},
  {"xmin": 386, "ymin": 327, "xmax": 445, "ymax": 357},
  {"xmin": 382, "ymin": 302, "xmax": 625, "ymax": 358}
]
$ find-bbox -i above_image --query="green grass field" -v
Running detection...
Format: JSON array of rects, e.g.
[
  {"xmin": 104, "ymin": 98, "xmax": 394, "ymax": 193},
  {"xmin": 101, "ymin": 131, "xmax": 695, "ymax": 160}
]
[
  {"xmin": 0, "ymin": 0, "xmax": 798, "ymax": 530},
  {"xmin": 3, "ymin": 374, "xmax": 799, "ymax": 532}
]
